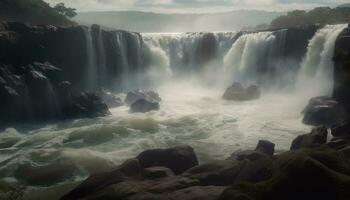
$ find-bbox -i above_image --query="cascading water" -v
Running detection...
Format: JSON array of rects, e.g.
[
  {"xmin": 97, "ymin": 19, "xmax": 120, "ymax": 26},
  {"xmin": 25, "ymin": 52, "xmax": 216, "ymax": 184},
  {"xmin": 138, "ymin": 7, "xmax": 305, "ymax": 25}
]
[
  {"xmin": 114, "ymin": 32, "xmax": 130, "ymax": 90},
  {"xmin": 223, "ymin": 30, "xmax": 288, "ymax": 87},
  {"xmin": 296, "ymin": 24, "xmax": 348, "ymax": 97},
  {"xmin": 96, "ymin": 29, "xmax": 107, "ymax": 86},
  {"xmin": 142, "ymin": 32, "xmax": 239, "ymax": 76},
  {"xmin": 84, "ymin": 27, "xmax": 98, "ymax": 90}
]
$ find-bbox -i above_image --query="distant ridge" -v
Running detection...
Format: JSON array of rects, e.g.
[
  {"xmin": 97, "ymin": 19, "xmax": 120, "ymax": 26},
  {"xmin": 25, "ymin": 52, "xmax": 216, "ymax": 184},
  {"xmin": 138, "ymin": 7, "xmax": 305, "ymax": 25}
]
[
  {"xmin": 75, "ymin": 10, "xmax": 283, "ymax": 32},
  {"xmin": 338, "ymin": 3, "xmax": 350, "ymax": 8}
]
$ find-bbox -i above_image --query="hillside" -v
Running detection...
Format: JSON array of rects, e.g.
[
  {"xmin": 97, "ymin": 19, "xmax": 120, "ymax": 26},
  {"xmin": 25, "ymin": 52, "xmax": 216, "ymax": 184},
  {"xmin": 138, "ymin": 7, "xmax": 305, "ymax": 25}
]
[
  {"xmin": 0, "ymin": 0, "xmax": 74, "ymax": 26},
  {"xmin": 75, "ymin": 10, "xmax": 283, "ymax": 32},
  {"xmin": 270, "ymin": 7, "xmax": 350, "ymax": 28}
]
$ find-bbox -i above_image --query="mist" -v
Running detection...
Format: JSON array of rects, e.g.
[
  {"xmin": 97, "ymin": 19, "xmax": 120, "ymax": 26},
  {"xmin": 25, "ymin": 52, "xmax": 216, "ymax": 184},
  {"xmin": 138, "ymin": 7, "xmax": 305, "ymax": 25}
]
[{"xmin": 74, "ymin": 10, "xmax": 283, "ymax": 32}]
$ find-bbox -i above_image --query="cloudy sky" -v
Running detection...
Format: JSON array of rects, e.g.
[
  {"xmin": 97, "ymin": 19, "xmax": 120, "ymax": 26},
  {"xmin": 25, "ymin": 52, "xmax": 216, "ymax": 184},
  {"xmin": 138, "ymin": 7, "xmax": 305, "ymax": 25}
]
[{"xmin": 44, "ymin": 0, "xmax": 348, "ymax": 13}]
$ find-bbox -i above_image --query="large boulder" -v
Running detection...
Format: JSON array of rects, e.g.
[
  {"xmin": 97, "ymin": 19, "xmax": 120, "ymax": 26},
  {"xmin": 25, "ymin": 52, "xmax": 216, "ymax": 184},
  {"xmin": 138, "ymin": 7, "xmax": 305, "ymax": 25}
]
[
  {"xmin": 223, "ymin": 83, "xmax": 261, "ymax": 101},
  {"xmin": 290, "ymin": 126, "xmax": 328, "ymax": 150},
  {"xmin": 130, "ymin": 99, "xmax": 160, "ymax": 113},
  {"xmin": 137, "ymin": 146, "xmax": 198, "ymax": 175},
  {"xmin": 125, "ymin": 90, "xmax": 162, "ymax": 105},
  {"xmin": 63, "ymin": 92, "xmax": 110, "ymax": 119},
  {"xmin": 302, "ymin": 96, "xmax": 347, "ymax": 127},
  {"xmin": 228, "ymin": 140, "xmax": 275, "ymax": 161},
  {"xmin": 219, "ymin": 147, "xmax": 350, "ymax": 200}
]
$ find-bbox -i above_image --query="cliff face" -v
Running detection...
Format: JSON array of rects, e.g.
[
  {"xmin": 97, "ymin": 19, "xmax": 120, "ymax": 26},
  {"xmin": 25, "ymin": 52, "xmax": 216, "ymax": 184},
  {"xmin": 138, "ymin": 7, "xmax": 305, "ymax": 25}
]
[{"xmin": 333, "ymin": 25, "xmax": 350, "ymax": 114}]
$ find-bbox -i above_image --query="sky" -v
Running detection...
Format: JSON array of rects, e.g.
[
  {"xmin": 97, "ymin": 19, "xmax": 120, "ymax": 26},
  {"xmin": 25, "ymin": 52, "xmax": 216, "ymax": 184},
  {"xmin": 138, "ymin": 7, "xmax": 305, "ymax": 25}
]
[{"xmin": 44, "ymin": 0, "xmax": 349, "ymax": 13}]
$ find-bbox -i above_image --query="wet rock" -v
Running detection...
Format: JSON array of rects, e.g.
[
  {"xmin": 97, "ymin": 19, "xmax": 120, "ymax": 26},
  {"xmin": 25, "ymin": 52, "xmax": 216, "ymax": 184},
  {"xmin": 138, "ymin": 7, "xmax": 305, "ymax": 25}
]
[
  {"xmin": 125, "ymin": 90, "xmax": 162, "ymax": 105},
  {"xmin": 137, "ymin": 146, "xmax": 198, "ymax": 175},
  {"xmin": 229, "ymin": 140, "xmax": 275, "ymax": 161},
  {"xmin": 61, "ymin": 159, "xmax": 142, "ymax": 200},
  {"xmin": 100, "ymin": 90, "xmax": 123, "ymax": 108},
  {"xmin": 255, "ymin": 140, "xmax": 275, "ymax": 156},
  {"xmin": 290, "ymin": 126, "xmax": 328, "ymax": 150},
  {"xmin": 219, "ymin": 147, "xmax": 350, "ymax": 200},
  {"xmin": 130, "ymin": 99, "xmax": 160, "ymax": 113},
  {"xmin": 334, "ymin": 27, "xmax": 350, "ymax": 116},
  {"xmin": 331, "ymin": 121, "xmax": 350, "ymax": 138},
  {"xmin": 63, "ymin": 92, "xmax": 110, "ymax": 119},
  {"xmin": 223, "ymin": 82, "xmax": 261, "ymax": 101},
  {"xmin": 143, "ymin": 167, "xmax": 174, "ymax": 180},
  {"xmin": 302, "ymin": 96, "xmax": 347, "ymax": 127}
]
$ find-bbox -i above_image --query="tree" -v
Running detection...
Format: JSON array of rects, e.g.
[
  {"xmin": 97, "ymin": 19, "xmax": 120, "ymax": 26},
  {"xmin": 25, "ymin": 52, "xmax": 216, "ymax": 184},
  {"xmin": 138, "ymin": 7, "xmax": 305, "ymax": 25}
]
[{"xmin": 54, "ymin": 3, "xmax": 77, "ymax": 18}]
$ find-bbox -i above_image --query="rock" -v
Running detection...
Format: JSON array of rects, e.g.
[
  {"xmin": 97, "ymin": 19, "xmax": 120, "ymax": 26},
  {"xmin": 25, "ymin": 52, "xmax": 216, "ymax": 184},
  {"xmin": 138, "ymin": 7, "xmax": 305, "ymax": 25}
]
[
  {"xmin": 63, "ymin": 92, "xmax": 110, "ymax": 119},
  {"xmin": 125, "ymin": 90, "xmax": 162, "ymax": 105},
  {"xmin": 143, "ymin": 167, "xmax": 174, "ymax": 180},
  {"xmin": 228, "ymin": 140, "xmax": 275, "ymax": 161},
  {"xmin": 334, "ymin": 27, "xmax": 350, "ymax": 116},
  {"xmin": 223, "ymin": 82, "xmax": 261, "ymax": 101},
  {"xmin": 219, "ymin": 147, "xmax": 350, "ymax": 200},
  {"xmin": 255, "ymin": 140, "xmax": 275, "ymax": 156},
  {"xmin": 290, "ymin": 126, "xmax": 328, "ymax": 150},
  {"xmin": 100, "ymin": 90, "xmax": 123, "ymax": 108},
  {"xmin": 302, "ymin": 96, "xmax": 347, "ymax": 127},
  {"xmin": 184, "ymin": 157, "xmax": 274, "ymax": 187},
  {"xmin": 130, "ymin": 99, "xmax": 160, "ymax": 113},
  {"xmin": 61, "ymin": 159, "xmax": 142, "ymax": 200},
  {"xmin": 331, "ymin": 121, "xmax": 350, "ymax": 138},
  {"xmin": 163, "ymin": 186, "xmax": 225, "ymax": 200},
  {"xmin": 137, "ymin": 146, "xmax": 198, "ymax": 175}
]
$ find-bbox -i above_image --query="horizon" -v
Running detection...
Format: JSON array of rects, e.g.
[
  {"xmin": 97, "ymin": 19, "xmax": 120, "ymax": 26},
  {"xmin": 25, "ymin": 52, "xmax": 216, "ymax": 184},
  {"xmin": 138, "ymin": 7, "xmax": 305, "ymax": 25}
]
[{"xmin": 43, "ymin": 0, "xmax": 348, "ymax": 13}]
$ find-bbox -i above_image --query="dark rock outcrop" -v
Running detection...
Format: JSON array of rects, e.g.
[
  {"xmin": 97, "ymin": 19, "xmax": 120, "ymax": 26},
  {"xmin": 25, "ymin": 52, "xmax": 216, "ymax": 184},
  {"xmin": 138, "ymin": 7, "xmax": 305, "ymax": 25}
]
[
  {"xmin": 290, "ymin": 126, "xmax": 328, "ymax": 150},
  {"xmin": 302, "ymin": 96, "xmax": 347, "ymax": 127},
  {"xmin": 223, "ymin": 83, "xmax": 261, "ymax": 101},
  {"xmin": 334, "ymin": 25, "xmax": 350, "ymax": 116},
  {"xmin": 219, "ymin": 146, "xmax": 350, "ymax": 200},
  {"xmin": 0, "ymin": 62, "xmax": 110, "ymax": 124}
]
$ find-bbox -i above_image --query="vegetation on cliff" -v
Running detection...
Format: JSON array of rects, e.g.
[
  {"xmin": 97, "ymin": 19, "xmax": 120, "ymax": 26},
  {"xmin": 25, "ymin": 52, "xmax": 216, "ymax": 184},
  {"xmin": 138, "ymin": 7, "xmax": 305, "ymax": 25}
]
[
  {"xmin": 0, "ymin": 0, "xmax": 75, "ymax": 26},
  {"xmin": 270, "ymin": 7, "xmax": 350, "ymax": 28}
]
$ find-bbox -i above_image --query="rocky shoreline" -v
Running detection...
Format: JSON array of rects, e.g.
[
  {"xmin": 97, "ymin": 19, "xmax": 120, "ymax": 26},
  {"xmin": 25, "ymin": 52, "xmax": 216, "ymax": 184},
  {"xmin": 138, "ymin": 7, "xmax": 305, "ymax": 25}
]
[{"xmin": 58, "ymin": 124, "xmax": 350, "ymax": 200}]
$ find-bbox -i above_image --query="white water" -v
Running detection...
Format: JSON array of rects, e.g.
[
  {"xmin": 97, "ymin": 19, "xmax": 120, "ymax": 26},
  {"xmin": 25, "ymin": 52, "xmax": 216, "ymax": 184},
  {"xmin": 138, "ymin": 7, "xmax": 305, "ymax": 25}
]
[
  {"xmin": 296, "ymin": 24, "xmax": 348, "ymax": 97},
  {"xmin": 84, "ymin": 28, "xmax": 98, "ymax": 90},
  {"xmin": 0, "ymin": 25, "xmax": 347, "ymax": 199}
]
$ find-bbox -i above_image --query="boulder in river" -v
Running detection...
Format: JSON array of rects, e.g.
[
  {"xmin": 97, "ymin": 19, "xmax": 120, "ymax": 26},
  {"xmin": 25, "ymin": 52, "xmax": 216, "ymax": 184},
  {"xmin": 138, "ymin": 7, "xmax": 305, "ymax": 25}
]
[
  {"xmin": 125, "ymin": 90, "xmax": 162, "ymax": 105},
  {"xmin": 130, "ymin": 99, "xmax": 160, "ymax": 113},
  {"xmin": 63, "ymin": 92, "xmax": 111, "ymax": 119},
  {"xmin": 223, "ymin": 82, "xmax": 261, "ymax": 101},
  {"xmin": 302, "ymin": 96, "xmax": 347, "ymax": 127}
]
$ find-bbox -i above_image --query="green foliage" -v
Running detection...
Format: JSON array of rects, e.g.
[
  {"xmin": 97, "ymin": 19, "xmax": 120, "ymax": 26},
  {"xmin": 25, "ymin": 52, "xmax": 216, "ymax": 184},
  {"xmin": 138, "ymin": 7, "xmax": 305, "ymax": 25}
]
[
  {"xmin": 54, "ymin": 3, "xmax": 77, "ymax": 18},
  {"xmin": 0, "ymin": 0, "xmax": 75, "ymax": 26},
  {"xmin": 270, "ymin": 7, "xmax": 350, "ymax": 28}
]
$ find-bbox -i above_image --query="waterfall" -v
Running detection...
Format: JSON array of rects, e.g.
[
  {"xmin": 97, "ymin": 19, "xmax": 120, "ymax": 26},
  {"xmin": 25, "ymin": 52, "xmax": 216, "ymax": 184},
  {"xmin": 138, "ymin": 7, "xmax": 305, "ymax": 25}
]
[
  {"xmin": 96, "ymin": 29, "xmax": 107, "ymax": 86},
  {"xmin": 296, "ymin": 24, "xmax": 348, "ymax": 97},
  {"xmin": 143, "ymin": 32, "xmax": 239, "ymax": 75},
  {"xmin": 84, "ymin": 27, "xmax": 98, "ymax": 90},
  {"xmin": 223, "ymin": 30, "xmax": 288, "ymax": 87},
  {"xmin": 114, "ymin": 32, "xmax": 130, "ymax": 90}
]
